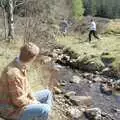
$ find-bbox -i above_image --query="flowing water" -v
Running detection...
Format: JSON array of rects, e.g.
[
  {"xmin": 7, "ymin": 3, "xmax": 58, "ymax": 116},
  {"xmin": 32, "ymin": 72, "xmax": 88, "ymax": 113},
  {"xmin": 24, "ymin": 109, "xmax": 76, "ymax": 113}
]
[{"xmin": 53, "ymin": 64, "xmax": 120, "ymax": 120}]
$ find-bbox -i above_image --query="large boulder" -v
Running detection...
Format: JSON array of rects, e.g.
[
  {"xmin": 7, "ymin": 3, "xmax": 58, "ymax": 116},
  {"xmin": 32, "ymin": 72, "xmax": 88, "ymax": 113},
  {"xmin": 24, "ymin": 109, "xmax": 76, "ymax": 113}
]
[
  {"xmin": 77, "ymin": 57, "xmax": 105, "ymax": 72},
  {"xmin": 113, "ymin": 80, "xmax": 120, "ymax": 90},
  {"xmin": 69, "ymin": 95, "xmax": 92, "ymax": 106},
  {"xmin": 100, "ymin": 83, "xmax": 112, "ymax": 95},
  {"xmin": 84, "ymin": 108, "xmax": 101, "ymax": 120},
  {"xmin": 64, "ymin": 91, "xmax": 76, "ymax": 98},
  {"xmin": 101, "ymin": 54, "xmax": 115, "ymax": 66}
]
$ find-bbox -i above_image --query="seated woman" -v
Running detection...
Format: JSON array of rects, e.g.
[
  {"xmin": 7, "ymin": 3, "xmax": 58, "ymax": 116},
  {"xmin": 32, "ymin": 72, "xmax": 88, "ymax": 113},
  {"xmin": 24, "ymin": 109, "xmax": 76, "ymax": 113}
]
[{"xmin": 0, "ymin": 42, "xmax": 53, "ymax": 120}]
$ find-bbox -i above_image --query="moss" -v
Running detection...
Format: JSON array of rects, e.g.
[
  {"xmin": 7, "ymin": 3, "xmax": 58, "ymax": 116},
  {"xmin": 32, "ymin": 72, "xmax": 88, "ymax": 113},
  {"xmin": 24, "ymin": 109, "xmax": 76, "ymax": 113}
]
[
  {"xmin": 75, "ymin": 55, "xmax": 104, "ymax": 71},
  {"xmin": 81, "ymin": 57, "xmax": 105, "ymax": 71},
  {"xmin": 63, "ymin": 47, "xmax": 79, "ymax": 59},
  {"xmin": 57, "ymin": 34, "xmax": 120, "ymax": 74}
]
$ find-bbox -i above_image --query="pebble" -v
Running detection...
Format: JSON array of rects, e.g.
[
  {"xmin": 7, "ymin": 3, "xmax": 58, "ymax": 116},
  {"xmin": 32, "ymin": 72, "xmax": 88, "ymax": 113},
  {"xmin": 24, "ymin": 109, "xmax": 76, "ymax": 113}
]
[
  {"xmin": 85, "ymin": 108, "xmax": 101, "ymax": 120},
  {"xmin": 100, "ymin": 84, "xmax": 112, "ymax": 95},
  {"xmin": 70, "ymin": 75, "xmax": 82, "ymax": 84},
  {"xmin": 66, "ymin": 107, "xmax": 83, "ymax": 119},
  {"xmin": 54, "ymin": 87, "xmax": 62, "ymax": 94}
]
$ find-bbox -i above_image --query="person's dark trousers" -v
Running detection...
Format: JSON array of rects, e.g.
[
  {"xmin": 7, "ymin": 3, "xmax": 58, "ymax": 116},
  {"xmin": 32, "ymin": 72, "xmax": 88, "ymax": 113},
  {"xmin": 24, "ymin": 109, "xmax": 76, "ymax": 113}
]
[{"xmin": 89, "ymin": 30, "xmax": 99, "ymax": 42}]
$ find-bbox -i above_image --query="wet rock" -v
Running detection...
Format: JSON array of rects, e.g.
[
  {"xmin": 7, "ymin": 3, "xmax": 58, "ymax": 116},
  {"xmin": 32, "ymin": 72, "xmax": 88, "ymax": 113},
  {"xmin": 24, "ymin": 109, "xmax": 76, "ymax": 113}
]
[
  {"xmin": 69, "ymin": 96, "xmax": 92, "ymax": 106},
  {"xmin": 57, "ymin": 54, "xmax": 64, "ymax": 60},
  {"xmin": 95, "ymin": 71, "xmax": 100, "ymax": 75},
  {"xmin": 70, "ymin": 75, "xmax": 82, "ymax": 84},
  {"xmin": 52, "ymin": 64, "xmax": 64, "ymax": 72},
  {"xmin": 56, "ymin": 54, "xmax": 70, "ymax": 66},
  {"xmin": 39, "ymin": 55, "xmax": 52, "ymax": 64},
  {"xmin": 53, "ymin": 49, "xmax": 63, "ymax": 55},
  {"xmin": 102, "ymin": 67, "xmax": 111, "ymax": 74},
  {"xmin": 101, "ymin": 67, "xmax": 118, "ymax": 78},
  {"xmin": 100, "ymin": 77, "xmax": 110, "ymax": 83},
  {"xmin": 85, "ymin": 108, "xmax": 101, "ymax": 120},
  {"xmin": 50, "ymin": 52, "xmax": 58, "ymax": 58},
  {"xmin": 82, "ymin": 60, "xmax": 104, "ymax": 72},
  {"xmin": 59, "ymin": 82, "xmax": 66, "ymax": 86},
  {"xmin": 53, "ymin": 87, "xmax": 62, "ymax": 94},
  {"xmin": 61, "ymin": 54, "xmax": 70, "ymax": 61},
  {"xmin": 64, "ymin": 91, "xmax": 76, "ymax": 98},
  {"xmin": 100, "ymin": 84, "xmax": 112, "ymax": 95},
  {"xmin": 63, "ymin": 47, "xmax": 79, "ymax": 59},
  {"xmin": 113, "ymin": 80, "xmax": 120, "ymax": 90},
  {"xmin": 111, "ymin": 107, "xmax": 120, "ymax": 113},
  {"xmin": 77, "ymin": 56, "xmax": 105, "ymax": 72},
  {"xmin": 69, "ymin": 59, "xmax": 79, "ymax": 69},
  {"xmin": 101, "ymin": 54, "xmax": 115, "ymax": 65},
  {"xmin": 93, "ymin": 76, "xmax": 103, "ymax": 83},
  {"xmin": 82, "ymin": 73, "xmax": 93, "ymax": 79},
  {"xmin": 66, "ymin": 107, "xmax": 83, "ymax": 119},
  {"xmin": 87, "ymin": 81, "xmax": 93, "ymax": 88},
  {"xmin": 65, "ymin": 99, "xmax": 73, "ymax": 106}
]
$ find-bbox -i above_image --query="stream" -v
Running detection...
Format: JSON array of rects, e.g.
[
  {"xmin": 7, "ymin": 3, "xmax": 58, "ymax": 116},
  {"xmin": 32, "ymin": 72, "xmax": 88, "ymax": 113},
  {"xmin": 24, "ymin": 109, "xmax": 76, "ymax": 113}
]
[{"xmin": 51, "ymin": 63, "xmax": 120, "ymax": 120}]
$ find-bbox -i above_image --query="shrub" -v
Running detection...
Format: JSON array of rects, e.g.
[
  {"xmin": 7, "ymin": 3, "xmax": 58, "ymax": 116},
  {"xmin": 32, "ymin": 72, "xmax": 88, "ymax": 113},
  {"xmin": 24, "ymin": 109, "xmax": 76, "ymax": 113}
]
[{"xmin": 72, "ymin": 0, "xmax": 84, "ymax": 19}]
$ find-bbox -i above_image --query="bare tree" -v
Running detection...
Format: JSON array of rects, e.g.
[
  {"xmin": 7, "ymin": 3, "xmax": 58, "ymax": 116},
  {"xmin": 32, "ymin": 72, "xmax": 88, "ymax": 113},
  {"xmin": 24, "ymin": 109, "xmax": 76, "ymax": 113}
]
[
  {"xmin": 7, "ymin": 0, "xmax": 25, "ymax": 40},
  {"xmin": 7, "ymin": 0, "xmax": 14, "ymax": 40},
  {"xmin": 0, "ymin": 0, "xmax": 25, "ymax": 40},
  {"xmin": 0, "ymin": 0, "xmax": 7, "ymax": 39}
]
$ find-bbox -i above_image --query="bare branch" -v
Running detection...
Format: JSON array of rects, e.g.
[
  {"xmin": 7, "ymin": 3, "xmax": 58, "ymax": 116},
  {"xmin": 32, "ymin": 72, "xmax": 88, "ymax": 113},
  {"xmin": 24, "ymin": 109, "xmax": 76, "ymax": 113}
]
[
  {"xmin": 14, "ymin": 2, "xmax": 24, "ymax": 8},
  {"xmin": 14, "ymin": 0, "xmax": 25, "ymax": 9},
  {"xmin": 0, "ymin": 0, "xmax": 5, "ymax": 8}
]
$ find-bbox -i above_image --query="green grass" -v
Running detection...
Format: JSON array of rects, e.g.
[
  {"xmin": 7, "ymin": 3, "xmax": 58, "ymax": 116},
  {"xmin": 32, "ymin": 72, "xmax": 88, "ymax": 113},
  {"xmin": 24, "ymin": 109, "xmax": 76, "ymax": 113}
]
[
  {"xmin": 57, "ymin": 34, "xmax": 120, "ymax": 71},
  {"xmin": 105, "ymin": 20, "xmax": 120, "ymax": 34}
]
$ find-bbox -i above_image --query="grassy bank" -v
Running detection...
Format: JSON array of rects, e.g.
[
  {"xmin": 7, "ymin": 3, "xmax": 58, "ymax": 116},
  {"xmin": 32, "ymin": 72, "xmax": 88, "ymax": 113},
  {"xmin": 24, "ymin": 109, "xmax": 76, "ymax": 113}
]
[{"xmin": 57, "ymin": 34, "xmax": 120, "ymax": 73}]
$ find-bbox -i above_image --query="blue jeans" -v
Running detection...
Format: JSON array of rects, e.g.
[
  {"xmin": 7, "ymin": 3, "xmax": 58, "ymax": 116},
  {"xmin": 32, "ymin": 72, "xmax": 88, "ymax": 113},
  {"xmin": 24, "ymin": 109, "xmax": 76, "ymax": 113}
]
[{"xmin": 19, "ymin": 89, "xmax": 53, "ymax": 120}]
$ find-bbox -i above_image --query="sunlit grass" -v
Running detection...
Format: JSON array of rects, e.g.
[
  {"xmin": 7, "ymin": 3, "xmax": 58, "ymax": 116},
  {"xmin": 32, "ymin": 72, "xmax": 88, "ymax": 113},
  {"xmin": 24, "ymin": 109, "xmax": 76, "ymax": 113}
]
[
  {"xmin": 57, "ymin": 34, "xmax": 120, "ymax": 71},
  {"xmin": 106, "ymin": 20, "xmax": 120, "ymax": 34}
]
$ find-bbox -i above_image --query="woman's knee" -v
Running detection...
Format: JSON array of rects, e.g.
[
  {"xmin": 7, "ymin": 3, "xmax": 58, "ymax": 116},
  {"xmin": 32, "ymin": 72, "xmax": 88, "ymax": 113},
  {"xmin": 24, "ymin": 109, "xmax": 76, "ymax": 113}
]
[
  {"xmin": 19, "ymin": 104, "xmax": 51, "ymax": 120},
  {"xmin": 41, "ymin": 89, "xmax": 52, "ymax": 98},
  {"xmin": 40, "ymin": 104, "xmax": 51, "ymax": 117},
  {"xmin": 37, "ymin": 89, "xmax": 52, "ymax": 96}
]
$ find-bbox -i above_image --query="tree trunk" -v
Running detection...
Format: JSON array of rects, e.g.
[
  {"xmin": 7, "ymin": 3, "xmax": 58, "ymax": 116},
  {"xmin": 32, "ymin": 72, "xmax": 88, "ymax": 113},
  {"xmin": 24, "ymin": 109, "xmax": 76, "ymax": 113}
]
[
  {"xmin": 7, "ymin": 0, "xmax": 14, "ymax": 40},
  {"xmin": 3, "ymin": 8, "xmax": 7, "ymax": 39}
]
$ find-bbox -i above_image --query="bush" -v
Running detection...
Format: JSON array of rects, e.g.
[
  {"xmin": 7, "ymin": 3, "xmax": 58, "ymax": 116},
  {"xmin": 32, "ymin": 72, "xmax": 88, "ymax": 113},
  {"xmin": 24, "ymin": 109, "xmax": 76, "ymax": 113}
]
[{"xmin": 72, "ymin": 0, "xmax": 84, "ymax": 19}]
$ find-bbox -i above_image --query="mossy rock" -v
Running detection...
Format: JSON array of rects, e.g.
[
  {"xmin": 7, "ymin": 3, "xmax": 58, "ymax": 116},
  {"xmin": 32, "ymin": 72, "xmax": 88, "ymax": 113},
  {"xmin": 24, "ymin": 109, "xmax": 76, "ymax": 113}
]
[
  {"xmin": 63, "ymin": 47, "xmax": 79, "ymax": 59},
  {"xmin": 83, "ymin": 58, "xmax": 105, "ymax": 72},
  {"xmin": 101, "ymin": 54, "xmax": 115, "ymax": 65},
  {"xmin": 77, "ymin": 56, "xmax": 105, "ymax": 72}
]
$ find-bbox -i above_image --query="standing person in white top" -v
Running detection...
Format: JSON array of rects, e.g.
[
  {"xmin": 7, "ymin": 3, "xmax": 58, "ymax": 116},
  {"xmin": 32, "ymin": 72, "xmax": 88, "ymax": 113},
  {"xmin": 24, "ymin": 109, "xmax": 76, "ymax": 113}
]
[{"xmin": 89, "ymin": 19, "xmax": 100, "ymax": 42}]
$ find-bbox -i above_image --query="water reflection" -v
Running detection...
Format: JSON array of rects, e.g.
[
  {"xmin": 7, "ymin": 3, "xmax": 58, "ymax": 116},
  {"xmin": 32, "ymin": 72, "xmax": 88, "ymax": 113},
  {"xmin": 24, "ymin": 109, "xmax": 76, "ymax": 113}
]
[{"xmin": 113, "ymin": 90, "xmax": 120, "ymax": 103}]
